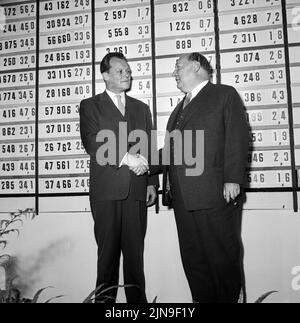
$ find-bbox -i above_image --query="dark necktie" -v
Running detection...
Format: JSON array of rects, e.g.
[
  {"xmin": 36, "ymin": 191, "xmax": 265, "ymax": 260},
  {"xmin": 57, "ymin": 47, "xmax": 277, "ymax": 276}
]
[{"xmin": 183, "ymin": 92, "xmax": 192, "ymax": 109}]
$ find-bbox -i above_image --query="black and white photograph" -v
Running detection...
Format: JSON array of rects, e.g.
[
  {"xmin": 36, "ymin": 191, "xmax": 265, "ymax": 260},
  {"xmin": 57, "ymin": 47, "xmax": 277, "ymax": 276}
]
[{"xmin": 0, "ymin": 0, "xmax": 300, "ymax": 309}]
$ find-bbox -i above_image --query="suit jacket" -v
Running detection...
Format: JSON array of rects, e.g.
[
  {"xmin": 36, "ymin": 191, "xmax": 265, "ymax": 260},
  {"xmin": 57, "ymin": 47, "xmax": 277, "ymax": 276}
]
[
  {"xmin": 80, "ymin": 91, "xmax": 158, "ymax": 203},
  {"xmin": 153, "ymin": 82, "xmax": 249, "ymax": 211}
]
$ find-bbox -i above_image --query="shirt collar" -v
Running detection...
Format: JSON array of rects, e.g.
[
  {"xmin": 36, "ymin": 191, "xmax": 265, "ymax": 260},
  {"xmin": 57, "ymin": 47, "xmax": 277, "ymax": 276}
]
[
  {"xmin": 190, "ymin": 80, "xmax": 209, "ymax": 100},
  {"xmin": 106, "ymin": 89, "xmax": 126, "ymax": 103}
]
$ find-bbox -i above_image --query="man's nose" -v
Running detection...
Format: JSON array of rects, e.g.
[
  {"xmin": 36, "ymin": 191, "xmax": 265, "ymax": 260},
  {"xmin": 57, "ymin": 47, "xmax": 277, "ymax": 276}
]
[{"xmin": 124, "ymin": 72, "xmax": 131, "ymax": 79}]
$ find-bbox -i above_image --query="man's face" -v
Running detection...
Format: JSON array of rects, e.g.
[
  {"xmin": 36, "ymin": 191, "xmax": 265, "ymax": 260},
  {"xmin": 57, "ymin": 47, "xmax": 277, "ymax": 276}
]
[
  {"xmin": 173, "ymin": 55, "xmax": 196, "ymax": 93},
  {"xmin": 104, "ymin": 57, "xmax": 132, "ymax": 93}
]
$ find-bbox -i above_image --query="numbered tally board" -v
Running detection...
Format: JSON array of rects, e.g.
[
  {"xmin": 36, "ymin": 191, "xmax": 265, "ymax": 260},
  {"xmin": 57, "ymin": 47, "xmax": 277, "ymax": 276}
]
[{"xmin": 0, "ymin": 0, "xmax": 299, "ymax": 212}]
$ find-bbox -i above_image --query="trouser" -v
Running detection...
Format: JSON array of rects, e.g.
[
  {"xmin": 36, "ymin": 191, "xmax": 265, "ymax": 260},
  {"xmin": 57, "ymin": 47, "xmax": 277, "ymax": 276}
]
[
  {"xmin": 170, "ymin": 174, "xmax": 244, "ymax": 303},
  {"xmin": 90, "ymin": 191, "xmax": 148, "ymax": 304}
]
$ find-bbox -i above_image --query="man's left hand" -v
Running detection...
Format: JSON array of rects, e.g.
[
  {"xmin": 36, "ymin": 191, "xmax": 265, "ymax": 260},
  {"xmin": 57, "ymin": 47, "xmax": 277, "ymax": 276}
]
[
  {"xmin": 223, "ymin": 183, "xmax": 240, "ymax": 203},
  {"xmin": 146, "ymin": 185, "xmax": 157, "ymax": 207}
]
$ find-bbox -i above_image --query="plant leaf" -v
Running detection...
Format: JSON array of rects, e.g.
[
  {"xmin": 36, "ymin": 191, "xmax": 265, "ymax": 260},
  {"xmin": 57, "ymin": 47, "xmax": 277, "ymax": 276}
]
[
  {"xmin": 82, "ymin": 284, "xmax": 137, "ymax": 303},
  {"xmin": 0, "ymin": 220, "xmax": 10, "ymax": 228},
  {"xmin": 255, "ymin": 291, "xmax": 278, "ymax": 303},
  {"xmin": 82, "ymin": 284, "xmax": 105, "ymax": 304},
  {"xmin": 44, "ymin": 295, "xmax": 66, "ymax": 303},
  {"xmin": 32, "ymin": 287, "xmax": 53, "ymax": 303},
  {"xmin": 152, "ymin": 296, "xmax": 158, "ymax": 303}
]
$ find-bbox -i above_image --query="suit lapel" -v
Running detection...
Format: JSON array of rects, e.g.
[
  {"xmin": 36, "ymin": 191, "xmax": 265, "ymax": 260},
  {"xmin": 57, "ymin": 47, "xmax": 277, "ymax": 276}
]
[
  {"xmin": 167, "ymin": 100, "xmax": 184, "ymax": 132},
  {"xmin": 125, "ymin": 95, "xmax": 136, "ymax": 131},
  {"xmin": 97, "ymin": 92, "xmax": 126, "ymax": 129},
  {"xmin": 179, "ymin": 82, "xmax": 212, "ymax": 130}
]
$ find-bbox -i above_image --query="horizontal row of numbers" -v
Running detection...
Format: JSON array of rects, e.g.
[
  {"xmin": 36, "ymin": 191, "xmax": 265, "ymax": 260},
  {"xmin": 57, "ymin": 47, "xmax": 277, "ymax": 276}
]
[
  {"xmin": 155, "ymin": 1, "xmax": 214, "ymax": 19},
  {"xmin": 1, "ymin": 14, "xmax": 91, "ymax": 35},
  {"xmin": 248, "ymin": 150, "xmax": 291, "ymax": 167},
  {"xmin": 250, "ymin": 129, "xmax": 290, "ymax": 147},
  {"xmin": 219, "ymin": 10, "xmax": 282, "ymax": 31},
  {"xmin": 0, "ymin": 67, "xmax": 92, "ymax": 88},
  {"xmin": 246, "ymin": 170, "xmax": 292, "ymax": 188},
  {"xmin": 96, "ymin": 24, "xmax": 151, "ymax": 43},
  {"xmin": 40, "ymin": 14, "xmax": 91, "ymax": 33},
  {"xmin": 156, "ymin": 79, "xmax": 288, "ymax": 106},
  {"xmin": 220, "ymin": 28, "xmax": 284, "ymax": 49},
  {"xmin": 0, "ymin": 159, "xmax": 90, "ymax": 176},
  {"xmin": 0, "ymin": 20, "xmax": 36, "ymax": 35},
  {"xmin": 0, "ymin": 71, "xmax": 35, "ymax": 87},
  {"xmin": 0, "ymin": 140, "xmax": 85, "ymax": 158},
  {"xmin": 0, "ymin": 129, "xmax": 291, "ymax": 158},
  {"xmin": 40, "ymin": 31, "xmax": 91, "ymax": 49},
  {"xmin": 0, "ymin": 170, "xmax": 293, "ymax": 194},
  {"xmin": 220, "ymin": 48, "xmax": 285, "ymax": 69},
  {"xmin": 0, "ymin": 104, "xmax": 79, "ymax": 122},
  {"xmin": 96, "ymin": 79, "xmax": 152, "ymax": 97},
  {"xmin": 0, "ymin": 125, "xmax": 35, "ymax": 140},
  {"xmin": 1, "ymin": 3, "xmax": 36, "ymax": 19},
  {"xmin": 0, "ymin": 177, "xmax": 90, "ymax": 194},
  {"xmin": 0, "ymin": 37, "xmax": 35, "ymax": 54},
  {"xmin": 2, "ymin": 1, "xmax": 90, "ymax": 20},
  {"xmin": 0, "ymin": 54, "xmax": 36, "ymax": 70},
  {"xmin": 97, "ymin": 18, "xmax": 215, "ymax": 43},
  {"xmin": 40, "ymin": 0, "xmax": 91, "ymax": 14},
  {"xmin": 222, "ymin": 67, "xmax": 286, "ymax": 87},
  {"xmin": 96, "ymin": 6, "xmax": 151, "ymax": 24},
  {"xmin": 0, "ymin": 85, "xmax": 92, "ymax": 105},
  {"xmin": 0, "ymin": 50, "xmax": 91, "ymax": 71},
  {"xmin": 0, "ymin": 151, "xmax": 293, "ymax": 177},
  {"xmin": 40, "ymin": 177, "xmax": 90, "ymax": 193},
  {"xmin": 0, "ymin": 47, "xmax": 284, "ymax": 70},
  {"xmin": 158, "ymin": 105, "xmax": 291, "ymax": 126},
  {"xmin": 0, "ymin": 122, "xmax": 81, "ymax": 140}
]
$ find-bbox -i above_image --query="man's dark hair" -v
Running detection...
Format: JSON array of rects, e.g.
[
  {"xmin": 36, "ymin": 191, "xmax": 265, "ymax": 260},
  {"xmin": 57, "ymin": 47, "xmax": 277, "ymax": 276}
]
[
  {"xmin": 100, "ymin": 52, "xmax": 128, "ymax": 74},
  {"xmin": 188, "ymin": 52, "xmax": 213, "ymax": 76}
]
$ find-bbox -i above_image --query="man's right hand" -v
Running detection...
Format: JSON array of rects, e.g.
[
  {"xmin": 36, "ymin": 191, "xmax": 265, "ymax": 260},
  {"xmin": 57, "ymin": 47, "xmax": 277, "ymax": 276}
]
[{"xmin": 125, "ymin": 153, "xmax": 149, "ymax": 176}]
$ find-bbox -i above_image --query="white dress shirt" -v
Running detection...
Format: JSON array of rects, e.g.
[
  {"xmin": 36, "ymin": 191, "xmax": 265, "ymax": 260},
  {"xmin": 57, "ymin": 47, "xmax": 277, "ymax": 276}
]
[
  {"xmin": 106, "ymin": 89, "xmax": 126, "ymax": 111},
  {"xmin": 189, "ymin": 80, "xmax": 209, "ymax": 101}
]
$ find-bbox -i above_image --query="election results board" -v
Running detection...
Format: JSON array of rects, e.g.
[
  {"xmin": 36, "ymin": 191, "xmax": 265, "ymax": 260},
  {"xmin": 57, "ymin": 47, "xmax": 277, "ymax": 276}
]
[{"xmin": 0, "ymin": 0, "xmax": 299, "ymax": 212}]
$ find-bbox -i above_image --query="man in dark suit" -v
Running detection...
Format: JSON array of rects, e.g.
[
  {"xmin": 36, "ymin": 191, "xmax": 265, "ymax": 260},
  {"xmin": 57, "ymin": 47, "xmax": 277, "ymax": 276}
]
[
  {"xmin": 155, "ymin": 53, "xmax": 249, "ymax": 303},
  {"xmin": 80, "ymin": 52, "xmax": 158, "ymax": 303}
]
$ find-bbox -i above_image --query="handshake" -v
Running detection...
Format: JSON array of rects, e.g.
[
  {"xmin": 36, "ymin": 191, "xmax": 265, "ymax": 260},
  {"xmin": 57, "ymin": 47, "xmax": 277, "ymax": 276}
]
[{"xmin": 121, "ymin": 153, "xmax": 149, "ymax": 176}]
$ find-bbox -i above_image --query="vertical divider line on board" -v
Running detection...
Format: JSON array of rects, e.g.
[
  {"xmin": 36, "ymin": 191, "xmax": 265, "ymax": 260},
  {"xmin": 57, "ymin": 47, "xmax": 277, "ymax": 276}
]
[
  {"xmin": 281, "ymin": 0, "xmax": 298, "ymax": 212},
  {"xmin": 150, "ymin": 0, "xmax": 157, "ymax": 131},
  {"xmin": 35, "ymin": 0, "xmax": 40, "ymax": 215},
  {"xmin": 213, "ymin": 0, "xmax": 221, "ymax": 85},
  {"xmin": 150, "ymin": 0, "xmax": 160, "ymax": 214},
  {"xmin": 91, "ymin": 0, "xmax": 96, "ymax": 98}
]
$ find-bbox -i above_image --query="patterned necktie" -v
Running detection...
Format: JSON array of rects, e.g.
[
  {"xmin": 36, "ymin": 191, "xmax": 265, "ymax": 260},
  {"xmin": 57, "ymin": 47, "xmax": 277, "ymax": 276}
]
[
  {"xmin": 183, "ymin": 92, "xmax": 192, "ymax": 109},
  {"xmin": 115, "ymin": 94, "xmax": 125, "ymax": 116}
]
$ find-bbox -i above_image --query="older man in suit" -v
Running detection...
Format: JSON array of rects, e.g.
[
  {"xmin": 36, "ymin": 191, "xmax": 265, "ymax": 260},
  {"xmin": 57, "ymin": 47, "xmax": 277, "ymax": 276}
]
[
  {"xmin": 155, "ymin": 53, "xmax": 249, "ymax": 303},
  {"xmin": 80, "ymin": 52, "xmax": 158, "ymax": 303}
]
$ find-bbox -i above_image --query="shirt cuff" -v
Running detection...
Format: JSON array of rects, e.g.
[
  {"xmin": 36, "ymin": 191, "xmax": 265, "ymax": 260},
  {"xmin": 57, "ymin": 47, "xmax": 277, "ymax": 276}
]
[{"xmin": 119, "ymin": 152, "xmax": 128, "ymax": 168}]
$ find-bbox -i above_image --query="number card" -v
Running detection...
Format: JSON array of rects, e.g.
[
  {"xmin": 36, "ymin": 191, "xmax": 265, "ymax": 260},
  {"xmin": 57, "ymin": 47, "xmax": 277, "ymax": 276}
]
[
  {"xmin": 221, "ymin": 48, "xmax": 285, "ymax": 70},
  {"xmin": 219, "ymin": 0, "xmax": 281, "ymax": 12},
  {"xmin": 39, "ymin": 158, "xmax": 90, "ymax": 175}
]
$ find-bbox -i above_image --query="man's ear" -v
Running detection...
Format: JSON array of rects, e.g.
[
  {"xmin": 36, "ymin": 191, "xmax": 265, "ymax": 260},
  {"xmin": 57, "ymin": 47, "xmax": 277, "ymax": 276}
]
[
  {"xmin": 193, "ymin": 61, "xmax": 201, "ymax": 73},
  {"xmin": 102, "ymin": 72, "xmax": 110, "ymax": 82}
]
